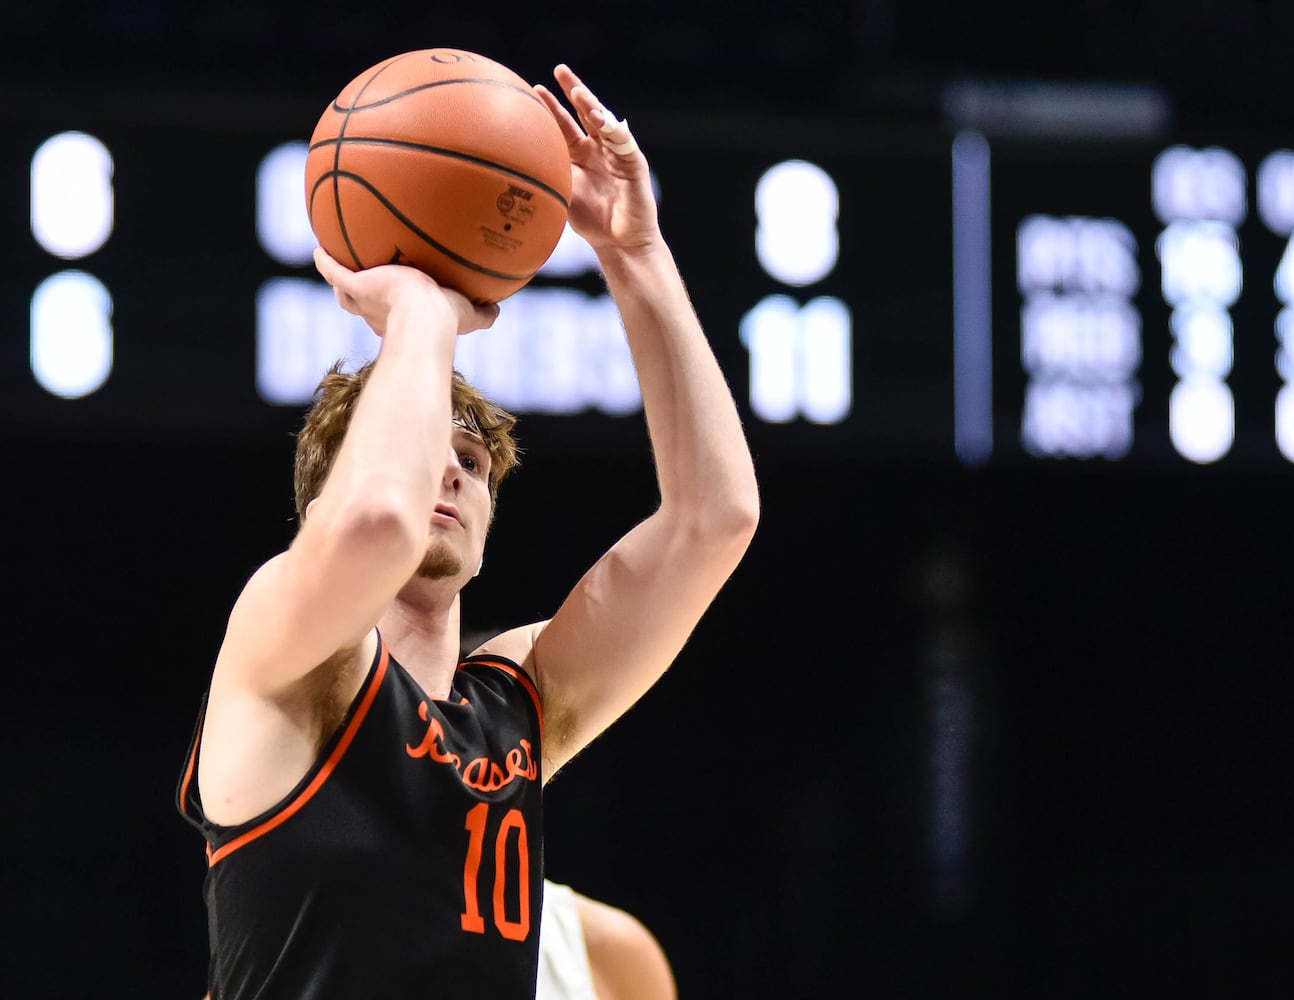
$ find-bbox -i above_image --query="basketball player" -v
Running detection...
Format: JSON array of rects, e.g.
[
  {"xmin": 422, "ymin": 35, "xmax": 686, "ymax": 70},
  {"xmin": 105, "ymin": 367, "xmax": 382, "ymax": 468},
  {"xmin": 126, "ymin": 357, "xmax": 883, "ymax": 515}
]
[
  {"xmin": 197, "ymin": 878, "xmax": 676, "ymax": 1000},
  {"xmin": 176, "ymin": 61, "xmax": 758, "ymax": 1000},
  {"xmin": 538, "ymin": 881, "xmax": 677, "ymax": 1000}
]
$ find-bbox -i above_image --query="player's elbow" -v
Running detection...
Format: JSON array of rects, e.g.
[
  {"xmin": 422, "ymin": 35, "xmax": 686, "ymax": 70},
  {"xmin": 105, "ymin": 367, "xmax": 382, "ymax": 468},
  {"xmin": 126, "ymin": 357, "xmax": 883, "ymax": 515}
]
[
  {"xmin": 325, "ymin": 491, "xmax": 428, "ymax": 566},
  {"xmin": 708, "ymin": 476, "xmax": 761, "ymax": 549},
  {"xmin": 673, "ymin": 482, "xmax": 759, "ymax": 565}
]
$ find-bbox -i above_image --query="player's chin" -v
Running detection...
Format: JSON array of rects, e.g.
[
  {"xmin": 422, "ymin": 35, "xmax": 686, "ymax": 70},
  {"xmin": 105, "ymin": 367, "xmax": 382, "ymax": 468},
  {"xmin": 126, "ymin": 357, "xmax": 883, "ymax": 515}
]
[{"xmin": 415, "ymin": 545, "xmax": 463, "ymax": 581}]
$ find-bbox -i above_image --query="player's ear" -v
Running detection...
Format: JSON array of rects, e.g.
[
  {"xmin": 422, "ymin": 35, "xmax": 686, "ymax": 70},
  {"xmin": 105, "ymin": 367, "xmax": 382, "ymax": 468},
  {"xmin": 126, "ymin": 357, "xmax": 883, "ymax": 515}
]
[{"xmin": 305, "ymin": 497, "xmax": 319, "ymax": 521}]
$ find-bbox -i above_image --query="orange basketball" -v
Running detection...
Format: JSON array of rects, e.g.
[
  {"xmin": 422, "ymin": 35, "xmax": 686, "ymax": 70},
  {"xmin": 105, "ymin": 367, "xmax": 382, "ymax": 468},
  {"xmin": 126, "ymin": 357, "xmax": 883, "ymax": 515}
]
[{"xmin": 305, "ymin": 48, "xmax": 572, "ymax": 304}]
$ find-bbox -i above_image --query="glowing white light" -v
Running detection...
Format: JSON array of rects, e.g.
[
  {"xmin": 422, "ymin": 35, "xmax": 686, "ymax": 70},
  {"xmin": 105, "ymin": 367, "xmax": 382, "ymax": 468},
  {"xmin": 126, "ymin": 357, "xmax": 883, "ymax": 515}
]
[
  {"xmin": 1152, "ymin": 149, "xmax": 1243, "ymax": 465},
  {"xmin": 256, "ymin": 277, "xmax": 637, "ymax": 416},
  {"xmin": 1021, "ymin": 292, "xmax": 1141, "ymax": 378},
  {"xmin": 1169, "ymin": 305, "xmax": 1234, "ymax": 379},
  {"xmin": 1277, "ymin": 308, "xmax": 1294, "ymax": 382},
  {"xmin": 1277, "ymin": 308, "xmax": 1294, "ymax": 463},
  {"xmin": 1017, "ymin": 215, "xmax": 1139, "ymax": 296},
  {"xmin": 1170, "ymin": 376, "xmax": 1234, "ymax": 463},
  {"xmin": 257, "ymin": 142, "xmax": 316, "ymax": 266},
  {"xmin": 1277, "ymin": 383, "xmax": 1294, "ymax": 462},
  {"xmin": 1152, "ymin": 145, "xmax": 1247, "ymax": 226},
  {"xmin": 740, "ymin": 295, "xmax": 799, "ymax": 422},
  {"xmin": 1021, "ymin": 381, "xmax": 1136, "ymax": 459},
  {"xmin": 1015, "ymin": 213, "xmax": 1143, "ymax": 459},
  {"xmin": 30, "ymin": 271, "xmax": 113, "ymax": 398},
  {"xmin": 1157, "ymin": 221, "xmax": 1243, "ymax": 307},
  {"xmin": 1257, "ymin": 150, "xmax": 1294, "ymax": 236},
  {"xmin": 31, "ymin": 132, "xmax": 114, "ymax": 259},
  {"xmin": 1274, "ymin": 237, "xmax": 1293, "ymax": 305},
  {"xmin": 797, "ymin": 298, "xmax": 852, "ymax": 424},
  {"xmin": 256, "ymin": 278, "xmax": 378, "ymax": 403},
  {"xmin": 454, "ymin": 287, "xmax": 638, "ymax": 414},
  {"xmin": 755, "ymin": 160, "xmax": 839, "ymax": 286},
  {"xmin": 739, "ymin": 294, "xmax": 851, "ymax": 424}
]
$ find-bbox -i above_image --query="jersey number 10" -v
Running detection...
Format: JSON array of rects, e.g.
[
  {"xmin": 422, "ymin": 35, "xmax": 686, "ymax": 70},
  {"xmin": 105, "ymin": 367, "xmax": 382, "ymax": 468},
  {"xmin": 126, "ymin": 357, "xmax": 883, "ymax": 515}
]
[{"xmin": 460, "ymin": 802, "xmax": 532, "ymax": 941}]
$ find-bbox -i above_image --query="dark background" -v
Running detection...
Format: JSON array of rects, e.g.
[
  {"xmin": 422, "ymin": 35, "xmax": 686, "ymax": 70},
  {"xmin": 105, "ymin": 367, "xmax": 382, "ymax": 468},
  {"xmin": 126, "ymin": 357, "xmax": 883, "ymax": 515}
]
[{"xmin": 3, "ymin": 3, "xmax": 1292, "ymax": 998}]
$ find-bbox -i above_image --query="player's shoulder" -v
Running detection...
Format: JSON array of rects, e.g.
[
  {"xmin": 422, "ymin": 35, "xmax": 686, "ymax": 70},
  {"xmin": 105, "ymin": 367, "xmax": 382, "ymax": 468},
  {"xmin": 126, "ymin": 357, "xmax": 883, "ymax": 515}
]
[
  {"xmin": 570, "ymin": 891, "xmax": 655, "ymax": 949},
  {"xmin": 570, "ymin": 891, "xmax": 678, "ymax": 1000},
  {"xmin": 225, "ymin": 550, "xmax": 292, "ymax": 620},
  {"xmin": 467, "ymin": 620, "xmax": 547, "ymax": 679}
]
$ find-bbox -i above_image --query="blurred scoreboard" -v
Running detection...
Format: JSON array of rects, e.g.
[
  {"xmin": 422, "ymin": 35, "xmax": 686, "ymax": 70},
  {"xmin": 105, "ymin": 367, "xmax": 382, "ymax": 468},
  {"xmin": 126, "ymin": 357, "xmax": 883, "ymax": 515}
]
[
  {"xmin": 3, "ymin": 84, "xmax": 1293, "ymax": 470},
  {"xmin": 980, "ymin": 134, "xmax": 1294, "ymax": 470}
]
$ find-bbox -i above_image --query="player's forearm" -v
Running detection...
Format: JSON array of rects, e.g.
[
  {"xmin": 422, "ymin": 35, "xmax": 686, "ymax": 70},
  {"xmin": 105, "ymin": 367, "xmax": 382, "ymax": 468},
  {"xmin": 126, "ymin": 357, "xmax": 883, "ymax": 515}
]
[
  {"xmin": 600, "ymin": 240, "xmax": 759, "ymax": 524},
  {"xmin": 320, "ymin": 293, "xmax": 457, "ymax": 532}
]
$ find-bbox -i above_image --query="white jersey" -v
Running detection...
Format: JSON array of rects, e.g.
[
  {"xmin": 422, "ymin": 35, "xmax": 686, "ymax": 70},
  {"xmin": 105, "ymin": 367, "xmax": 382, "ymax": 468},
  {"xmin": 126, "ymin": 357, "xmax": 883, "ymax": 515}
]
[{"xmin": 536, "ymin": 880, "xmax": 597, "ymax": 1000}]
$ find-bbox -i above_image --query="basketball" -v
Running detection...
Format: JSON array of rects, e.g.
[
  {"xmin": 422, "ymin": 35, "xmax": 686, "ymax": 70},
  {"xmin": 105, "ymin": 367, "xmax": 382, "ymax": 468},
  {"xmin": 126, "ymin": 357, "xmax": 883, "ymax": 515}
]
[{"xmin": 305, "ymin": 48, "xmax": 572, "ymax": 304}]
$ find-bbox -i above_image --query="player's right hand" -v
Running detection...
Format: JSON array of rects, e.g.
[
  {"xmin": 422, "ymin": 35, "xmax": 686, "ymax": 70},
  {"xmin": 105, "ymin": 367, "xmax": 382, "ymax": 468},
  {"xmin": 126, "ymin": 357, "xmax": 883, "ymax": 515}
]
[{"xmin": 313, "ymin": 247, "xmax": 499, "ymax": 337}]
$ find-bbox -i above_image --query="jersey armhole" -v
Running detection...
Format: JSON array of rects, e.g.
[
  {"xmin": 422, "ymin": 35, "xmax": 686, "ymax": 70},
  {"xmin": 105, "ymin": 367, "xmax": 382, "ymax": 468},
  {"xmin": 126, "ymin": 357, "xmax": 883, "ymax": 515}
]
[
  {"xmin": 459, "ymin": 653, "xmax": 544, "ymax": 739},
  {"xmin": 204, "ymin": 639, "xmax": 390, "ymax": 866}
]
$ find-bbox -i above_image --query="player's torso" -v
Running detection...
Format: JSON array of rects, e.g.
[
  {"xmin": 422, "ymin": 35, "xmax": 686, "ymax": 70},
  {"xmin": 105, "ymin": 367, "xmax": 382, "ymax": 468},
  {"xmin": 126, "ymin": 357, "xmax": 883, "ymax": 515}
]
[{"xmin": 183, "ymin": 642, "xmax": 545, "ymax": 999}]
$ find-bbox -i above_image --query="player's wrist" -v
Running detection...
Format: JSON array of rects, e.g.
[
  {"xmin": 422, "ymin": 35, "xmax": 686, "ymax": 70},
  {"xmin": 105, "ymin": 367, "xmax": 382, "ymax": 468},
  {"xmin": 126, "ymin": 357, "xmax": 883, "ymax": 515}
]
[
  {"xmin": 383, "ymin": 290, "xmax": 460, "ymax": 342},
  {"xmin": 596, "ymin": 235, "xmax": 678, "ymax": 286}
]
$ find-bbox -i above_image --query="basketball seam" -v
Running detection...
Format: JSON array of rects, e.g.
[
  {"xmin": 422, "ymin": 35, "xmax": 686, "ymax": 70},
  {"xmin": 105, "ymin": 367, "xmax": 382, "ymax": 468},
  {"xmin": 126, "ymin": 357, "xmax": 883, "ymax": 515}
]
[
  {"xmin": 307, "ymin": 170, "xmax": 537, "ymax": 281},
  {"xmin": 332, "ymin": 77, "xmax": 546, "ymax": 114},
  {"xmin": 307, "ymin": 136, "xmax": 570, "ymax": 208},
  {"xmin": 330, "ymin": 54, "xmax": 416, "ymax": 268}
]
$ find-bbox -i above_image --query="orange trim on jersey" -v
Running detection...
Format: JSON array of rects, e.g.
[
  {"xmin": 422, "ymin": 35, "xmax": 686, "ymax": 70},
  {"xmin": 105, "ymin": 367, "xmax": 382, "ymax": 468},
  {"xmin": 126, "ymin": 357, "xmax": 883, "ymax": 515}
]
[
  {"xmin": 464, "ymin": 657, "xmax": 544, "ymax": 736},
  {"xmin": 178, "ymin": 715, "xmax": 203, "ymax": 820},
  {"xmin": 207, "ymin": 641, "xmax": 391, "ymax": 867}
]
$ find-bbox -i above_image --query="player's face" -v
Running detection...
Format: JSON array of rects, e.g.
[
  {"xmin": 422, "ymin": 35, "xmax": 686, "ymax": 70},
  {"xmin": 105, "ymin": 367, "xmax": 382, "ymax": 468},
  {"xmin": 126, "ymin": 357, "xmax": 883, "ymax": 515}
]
[{"xmin": 416, "ymin": 423, "xmax": 493, "ymax": 581}]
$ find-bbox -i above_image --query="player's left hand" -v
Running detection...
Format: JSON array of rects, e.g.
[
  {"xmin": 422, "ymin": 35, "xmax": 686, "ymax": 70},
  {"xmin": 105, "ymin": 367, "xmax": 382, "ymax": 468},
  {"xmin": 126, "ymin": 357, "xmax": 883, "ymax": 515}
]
[{"xmin": 534, "ymin": 65, "xmax": 659, "ymax": 254}]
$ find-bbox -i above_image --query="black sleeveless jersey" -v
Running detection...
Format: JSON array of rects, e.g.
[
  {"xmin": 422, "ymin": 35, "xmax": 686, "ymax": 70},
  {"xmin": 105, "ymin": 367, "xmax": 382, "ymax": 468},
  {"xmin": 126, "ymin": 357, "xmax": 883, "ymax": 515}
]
[{"xmin": 176, "ymin": 637, "xmax": 545, "ymax": 1000}]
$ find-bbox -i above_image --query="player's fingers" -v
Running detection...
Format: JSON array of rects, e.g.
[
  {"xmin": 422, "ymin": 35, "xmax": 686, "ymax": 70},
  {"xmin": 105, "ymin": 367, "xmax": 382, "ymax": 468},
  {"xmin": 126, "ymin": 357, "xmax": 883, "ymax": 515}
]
[
  {"xmin": 313, "ymin": 246, "xmax": 359, "ymax": 289},
  {"xmin": 533, "ymin": 83, "xmax": 584, "ymax": 146},
  {"xmin": 588, "ymin": 105, "xmax": 638, "ymax": 156},
  {"xmin": 472, "ymin": 302, "xmax": 501, "ymax": 331},
  {"xmin": 313, "ymin": 246, "xmax": 338, "ymax": 284}
]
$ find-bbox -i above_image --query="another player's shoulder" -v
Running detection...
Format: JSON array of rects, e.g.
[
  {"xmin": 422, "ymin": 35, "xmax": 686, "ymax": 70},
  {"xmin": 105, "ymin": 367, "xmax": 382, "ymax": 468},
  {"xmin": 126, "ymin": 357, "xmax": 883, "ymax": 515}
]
[
  {"xmin": 570, "ymin": 890, "xmax": 658, "ymax": 952},
  {"xmin": 571, "ymin": 891, "xmax": 678, "ymax": 1000}
]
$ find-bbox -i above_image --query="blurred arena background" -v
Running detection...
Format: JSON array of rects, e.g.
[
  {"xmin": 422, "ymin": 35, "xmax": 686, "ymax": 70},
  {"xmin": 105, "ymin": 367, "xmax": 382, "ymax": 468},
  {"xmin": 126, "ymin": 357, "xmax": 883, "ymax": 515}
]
[{"xmin": 2, "ymin": 3, "xmax": 1291, "ymax": 997}]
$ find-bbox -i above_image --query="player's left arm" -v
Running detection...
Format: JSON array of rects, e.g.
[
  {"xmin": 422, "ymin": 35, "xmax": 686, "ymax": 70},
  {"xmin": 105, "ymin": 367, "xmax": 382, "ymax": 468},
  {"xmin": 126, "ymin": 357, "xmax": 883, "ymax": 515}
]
[{"xmin": 485, "ymin": 65, "xmax": 759, "ymax": 777}]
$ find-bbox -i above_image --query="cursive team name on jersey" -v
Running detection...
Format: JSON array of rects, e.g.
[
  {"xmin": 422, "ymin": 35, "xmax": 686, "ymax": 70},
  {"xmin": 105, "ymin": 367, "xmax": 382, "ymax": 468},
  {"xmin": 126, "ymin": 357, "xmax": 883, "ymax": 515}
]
[{"xmin": 405, "ymin": 701, "xmax": 538, "ymax": 792}]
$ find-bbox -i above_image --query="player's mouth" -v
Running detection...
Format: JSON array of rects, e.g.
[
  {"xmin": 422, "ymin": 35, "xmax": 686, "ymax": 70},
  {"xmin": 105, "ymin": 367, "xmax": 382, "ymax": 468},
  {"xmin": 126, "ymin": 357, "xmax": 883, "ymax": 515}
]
[{"xmin": 433, "ymin": 503, "xmax": 462, "ymax": 525}]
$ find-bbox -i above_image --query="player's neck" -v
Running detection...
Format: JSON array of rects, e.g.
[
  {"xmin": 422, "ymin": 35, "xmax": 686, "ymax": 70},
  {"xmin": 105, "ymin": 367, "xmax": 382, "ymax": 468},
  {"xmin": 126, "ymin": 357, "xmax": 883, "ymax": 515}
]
[{"xmin": 378, "ymin": 593, "xmax": 462, "ymax": 700}]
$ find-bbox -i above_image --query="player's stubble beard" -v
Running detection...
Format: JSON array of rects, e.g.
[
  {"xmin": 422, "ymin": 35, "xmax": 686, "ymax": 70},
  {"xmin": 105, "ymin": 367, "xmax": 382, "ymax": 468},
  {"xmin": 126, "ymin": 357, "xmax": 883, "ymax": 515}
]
[{"xmin": 416, "ymin": 537, "xmax": 462, "ymax": 580}]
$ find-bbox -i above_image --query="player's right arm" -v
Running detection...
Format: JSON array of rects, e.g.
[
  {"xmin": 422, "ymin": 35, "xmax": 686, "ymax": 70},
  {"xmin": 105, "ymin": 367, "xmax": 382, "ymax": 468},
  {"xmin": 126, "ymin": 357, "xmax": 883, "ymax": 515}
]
[
  {"xmin": 218, "ymin": 253, "xmax": 487, "ymax": 690},
  {"xmin": 198, "ymin": 252, "xmax": 495, "ymax": 822}
]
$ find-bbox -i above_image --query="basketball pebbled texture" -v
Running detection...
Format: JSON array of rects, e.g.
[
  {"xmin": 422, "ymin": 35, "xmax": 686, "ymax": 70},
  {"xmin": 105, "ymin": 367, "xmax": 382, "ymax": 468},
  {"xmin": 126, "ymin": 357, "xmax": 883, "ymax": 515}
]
[{"xmin": 305, "ymin": 48, "xmax": 573, "ymax": 304}]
